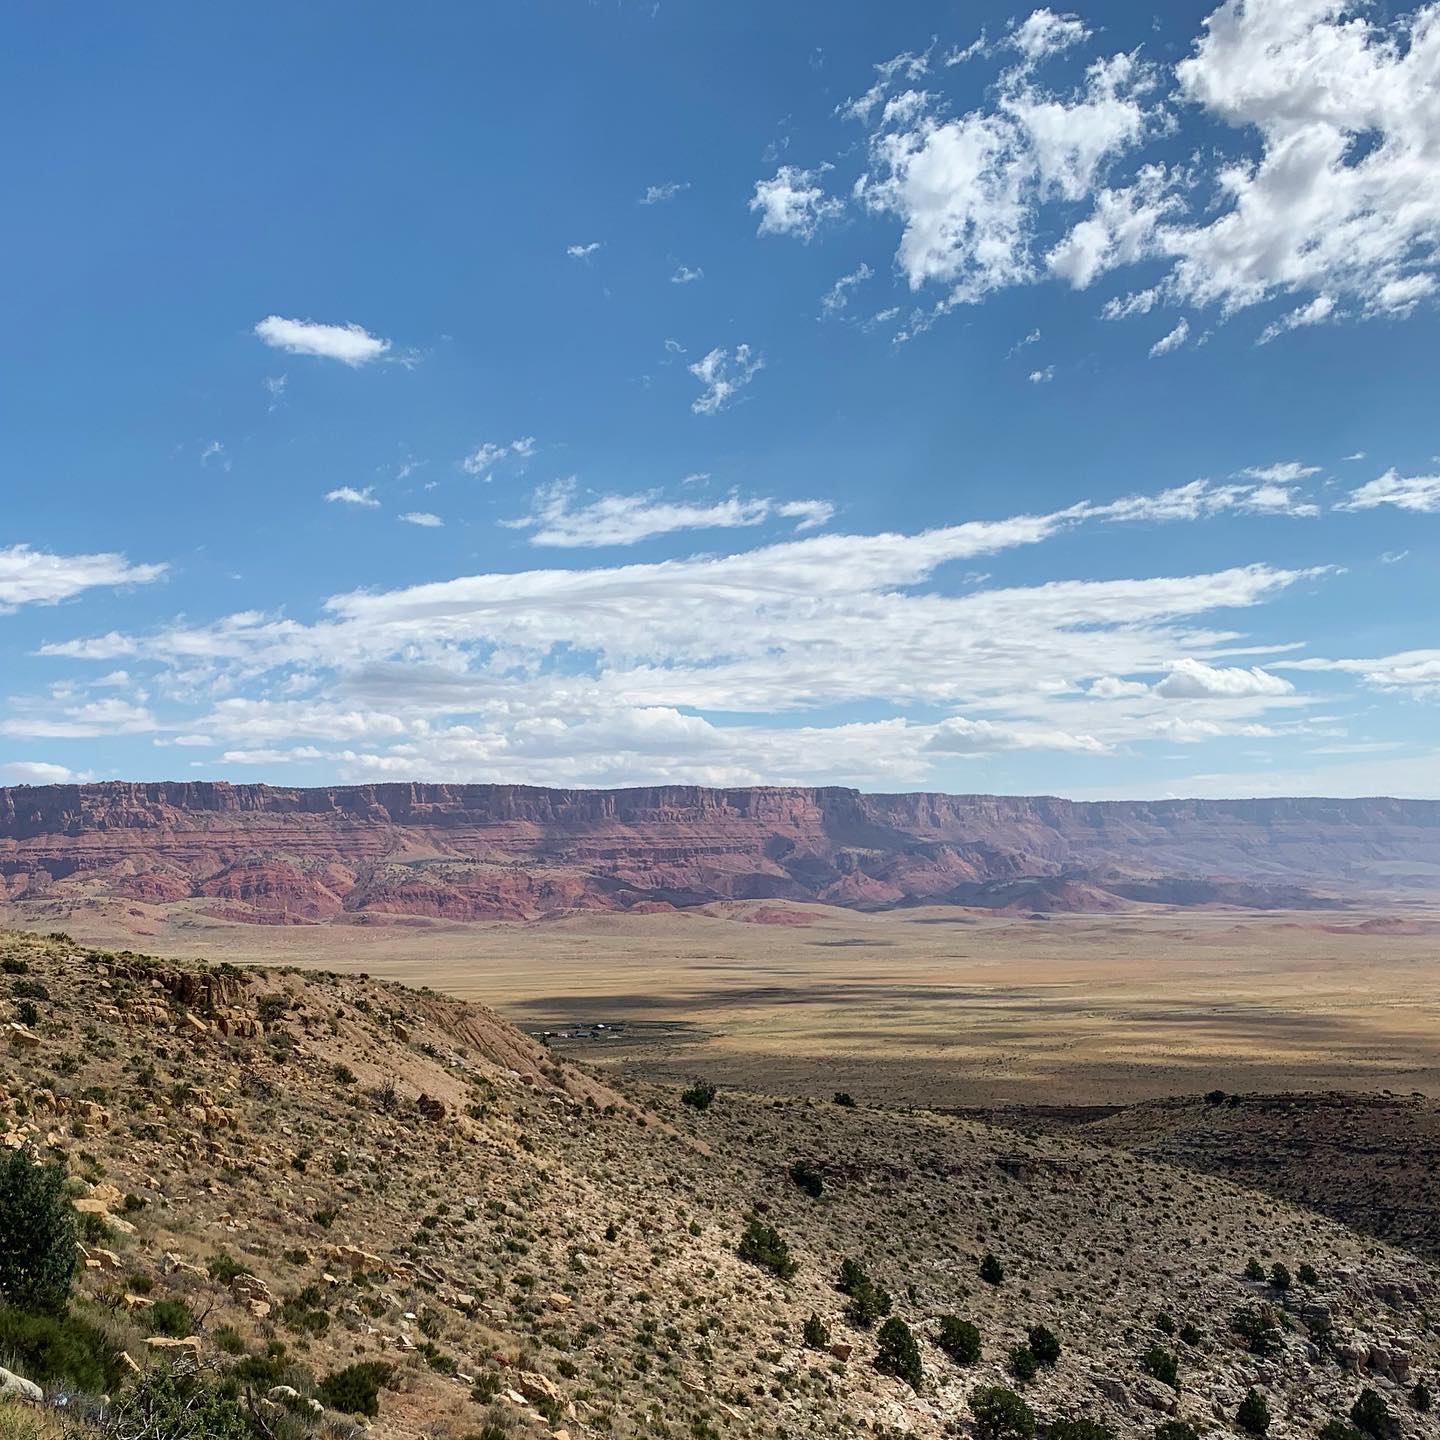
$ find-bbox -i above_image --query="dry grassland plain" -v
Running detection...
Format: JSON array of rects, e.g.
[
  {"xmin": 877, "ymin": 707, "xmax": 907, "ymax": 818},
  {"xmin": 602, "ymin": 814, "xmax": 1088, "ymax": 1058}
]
[{"xmin": 14, "ymin": 896, "xmax": 1440, "ymax": 1107}]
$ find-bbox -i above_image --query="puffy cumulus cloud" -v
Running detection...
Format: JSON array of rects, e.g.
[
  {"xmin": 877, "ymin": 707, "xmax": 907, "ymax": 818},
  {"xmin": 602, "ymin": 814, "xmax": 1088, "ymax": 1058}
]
[
  {"xmin": 253, "ymin": 316, "xmax": 390, "ymax": 366},
  {"xmin": 1153, "ymin": 658, "xmax": 1294, "ymax": 699},
  {"xmin": 851, "ymin": 49, "xmax": 1161, "ymax": 304},
  {"xmin": 0, "ymin": 545, "xmax": 167, "ymax": 614},
  {"xmin": 1009, "ymin": 8, "xmax": 1090, "ymax": 62},
  {"xmin": 502, "ymin": 480, "xmax": 835, "ymax": 548},
  {"xmin": 764, "ymin": 0, "xmax": 1440, "ymax": 339},
  {"xmin": 566, "ymin": 242, "xmax": 601, "ymax": 259},
  {"xmin": 689, "ymin": 345, "xmax": 764, "ymax": 415},
  {"xmin": 0, "ymin": 761, "xmax": 85, "ymax": 785},
  {"xmin": 1337, "ymin": 469, "xmax": 1440, "ymax": 513},
  {"xmin": 750, "ymin": 165, "xmax": 845, "ymax": 240}
]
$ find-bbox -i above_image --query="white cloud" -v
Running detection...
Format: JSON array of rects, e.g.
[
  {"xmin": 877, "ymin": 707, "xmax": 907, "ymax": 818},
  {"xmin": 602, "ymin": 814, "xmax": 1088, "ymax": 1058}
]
[
  {"xmin": 325, "ymin": 486, "xmax": 380, "ymax": 508},
  {"xmin": 1284, "ymin": 649, "xmax": 1440, "ymax": 699},
  {"xmin": 1258, "ymin": 293, "xmax": 1337, "ymax": 344},
  {"xmin": 33, "ymin": 478, "xmax": 1347, "ymax": 787},
  {"xmin": 1239, "ymin": 461, "xmax": 1321, "ymax": 485},
  {"xmin": 925, "ymin": 715, "xmax": 1105, "ymax": 754},
  {"xmin": 253, "ymin": 315, "xmax": 391, "ymax": 366},
  {"xmin": 1009, "ymin": 9, "xmax": 1090, "ymax": 62},
  {"xmin": 639, "ymin": 181, "xmax": 688, "ymax": 205},
  {"xmin": 566, "ymin": 242, "xmax": 602, "ymax": 259},
  {"xmin": 1153, "ymin": 658, "xmax": 1294, "ymax": 699},
  {"xmin": 855, "ymin": 50, "xmax": 1161, "ymax": 304},
  {"xmin": 670, "ymin": 264, "xmax": 703, "ymax": 285},
  {"xmin": 504, "ymin": 480, "xmax": 834, "ymax": 548},
  {"xmin": 461, "ymin": 437, "xmax": 537, "ymax": 477},
  {"xmin": 262, "ymin": 374, "xmax": 287, "ymax": 407},
  {"xmin": 772, "ymin": 1, "xmax": 1440, "ymax": 339},
  {"xmin": 820, "ymin": 264, "xmax": 873, "ymax": 316},
  {"xmin": 1337, "ymin": 469, "xmax": 1440, "ymax": 514},
  {"xmin": 1028, "ymin": 366, "xmax": 1054, "ymax": 383},
  {"xmin": 1087, "ymin": 477, "xmax": 1319, "ymax": 522},
  {"xmin": 219, "ymin": 746, "xmax": 324, "ymax": 765},
  {"xmin": 1148, "ymin": 317, "xmax": 1189, "ymax": 357},
  {"xmin": 0, "ymin": 761, "xmax": 83, "ymax": 785},
  {"xmin": 0, "ymin": 698, "xmax": 158, "ymax": 739},
  {"xmin": 689, "ymin": 344, "xmax": 764, "ymax": 414},
  {"xmin": 0, "ymin": 545, "xmax": 166, "ymax": 614},
  {"xmin": 750, "ymin": 165, "xmax": 844, "ymax": 240},
  {"xmin": 399, "ymin": 512, "xmax": 443, "ymax": 528}
]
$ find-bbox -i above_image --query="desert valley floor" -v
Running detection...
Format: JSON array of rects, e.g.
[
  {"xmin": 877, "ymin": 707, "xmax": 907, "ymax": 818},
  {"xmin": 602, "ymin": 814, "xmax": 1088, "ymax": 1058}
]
[{"xmin": 10, "ymin": 897, "xmax": 1439, "ymax": 1108}]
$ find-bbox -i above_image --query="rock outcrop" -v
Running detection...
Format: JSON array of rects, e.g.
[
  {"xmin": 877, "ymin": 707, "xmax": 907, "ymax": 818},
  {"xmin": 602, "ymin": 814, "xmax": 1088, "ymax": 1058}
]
[{"xmin": 2, "ymin": 781, "xmax": 1437, "ymax": 921}]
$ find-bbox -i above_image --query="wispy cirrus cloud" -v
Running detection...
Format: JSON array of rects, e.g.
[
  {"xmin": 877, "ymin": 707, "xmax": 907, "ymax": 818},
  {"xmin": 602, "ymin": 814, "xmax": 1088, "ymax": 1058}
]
[
  {"xmin": 689, "ymin": 344, "xmax": 764, "ymax": 414},
  {"xmin": 0, "ymin": 545, "xmax": 167, "ymax": 615},
  {"xmin": 502, "ymin": 480, "xmax": 834, "ymax": 548}
]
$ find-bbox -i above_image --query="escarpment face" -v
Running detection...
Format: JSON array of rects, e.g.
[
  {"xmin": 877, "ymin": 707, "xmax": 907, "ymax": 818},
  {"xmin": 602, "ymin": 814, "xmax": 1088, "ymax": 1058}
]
[{"xmin": 1, "ymin": 781, "xmax": 1437, "ymax": 923}]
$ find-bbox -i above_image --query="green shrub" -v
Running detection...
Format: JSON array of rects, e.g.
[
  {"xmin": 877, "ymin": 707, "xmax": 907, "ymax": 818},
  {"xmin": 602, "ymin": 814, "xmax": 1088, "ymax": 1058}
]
[
  {"xmin": 680, "ymin": 1080, "xmax": 716, "ymax": 1111},
  {"xmin": 206, "ymin": 1251, "xmax": 246, "ymax": 1285},
  {"xmin": 1008, "ymin": 1344, "xmax": 1037, "ymax": 1383},
  {"xmin": 1231, "ymin": 1305, "xmax": 1282, "ymax": 1357},
  {"xmin": 1298, "ymin": 1262, "xmax": 1319, "ymax": 1286},
  {"xmin": 1177, "ymin": 1322, "xmax": 1201, "ymax": 1346},
  {"xmin": 979, "ymin": 1253, "xmax": 1004, "ymax": 1285},
  {"xmin": 836, "ymin": 1259, "xmax": 890, "ymax": 1327},
  {"xmin": 969, "ymin": 1385, "xmax": 1036, "ymax": 1440},
  {"xmin": 1154, "ymin": 1424, "xmax": 1200, "ymax": 1440},
  {"xmin": 1027, "ymin": 1324, "xmax": 1060, "ymax": 1366},
  {"xmin": 0, "ymin": 1304, "xmax": 124, "ymax": 1392},
  {"xmin": 788, "ymin": 1160, "xmax": 823, "ymax": 1199},
  {"xmin": 935, "ymin": 1315, "xmax": 981, "ymax": 1365},
  {"xmin": 1141, "ymin": 1347, "xmax": 1178, "ymax": 1389},
  {"xmin": 1318, "ymin": 1422, "xmax": 1362, "ymax": 1440},
  {"xmin": 0, "ymin": 1151, "xmax": 77, "ymax": 1313},
  {"xmin": 832, "ymin": 1092, "xmax": 856, "ymax": 1107},
  {"xmin": 317, "ymin": 1360, "xmax": 393, "ymax": 1418},
  {"xmin": 875, "ymin": 1316, "xmax": 922, "ymax": 1391},
  {"xmin": 736, "ymin": 1219, "xmax": 795, "ymax": 1279},
  {"xmin": 147, "ymin": 1298, "xmax": 193, "ymax": 1338},
  {"xmin": 1412, "ymin": 1381, "xmax": 1432, "ymax": 1413},
  {"xmin": 1350, "ymin": 1388, "xmax": 1390, "ymax": 1437},
  {"xmin": 1268, "ymin": 1262, "xmax": 1291, "ymax": 1291},
  {"xmin": 1243, "ymin": 1257, "xmax": 1265, "ymax": 1281},
  {"xmin": 1236, "ymin": 1388, "xmax": 1270, "ymax": 1436},
  {"xmin": 1048, "ymin": 1422, "xmax": 1115, "ymax": 1440},
  {"xmin": 802, "ymin": 1312, "xmax": 830, "ymax": 1349},
  {"xmin": 99, "ymin": 1365, "xmax": 252, "ymax": 1439},
  {"xmin": 1154, "ymin": 1311, "xmax": 1176, "ymax": 1336}
]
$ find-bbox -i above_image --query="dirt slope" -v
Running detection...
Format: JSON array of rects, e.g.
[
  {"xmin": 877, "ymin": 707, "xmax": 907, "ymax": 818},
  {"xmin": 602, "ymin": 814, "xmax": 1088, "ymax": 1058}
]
[{"xmin": 1, "ymin": 929, "xmax": 1437, "ymax": 1438}]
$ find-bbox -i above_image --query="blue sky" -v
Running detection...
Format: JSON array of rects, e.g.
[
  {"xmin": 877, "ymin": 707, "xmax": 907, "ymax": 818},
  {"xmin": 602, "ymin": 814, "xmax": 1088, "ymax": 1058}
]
[{"xmin": 2, "ymin": 0, "xmax": 1438, "ymax": 797}]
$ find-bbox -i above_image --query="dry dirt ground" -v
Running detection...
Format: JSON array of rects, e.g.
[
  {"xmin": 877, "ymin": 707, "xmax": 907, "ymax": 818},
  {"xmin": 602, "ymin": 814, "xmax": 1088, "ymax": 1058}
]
[
  {"xmin": 9, "ymin": 898, "xmax": 1439, "ymax": 1109},
  {"xmin": 2, "ymin": 928, "xmax": 1438, "ymax": 1440}
]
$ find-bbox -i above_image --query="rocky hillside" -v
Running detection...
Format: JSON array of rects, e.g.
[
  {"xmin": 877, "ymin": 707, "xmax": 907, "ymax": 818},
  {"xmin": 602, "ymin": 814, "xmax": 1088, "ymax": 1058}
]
[
  {"xmin": 0, "ymin": 928, "xmax": 1436, "ymax": 1439},
  {"xmin": 971, "ymin": 1091, "xmax": 1440, "ymax": 1264},
  {"xmin": 3, "ymin": 782, "xmax": 1438, "ymax": 923}
]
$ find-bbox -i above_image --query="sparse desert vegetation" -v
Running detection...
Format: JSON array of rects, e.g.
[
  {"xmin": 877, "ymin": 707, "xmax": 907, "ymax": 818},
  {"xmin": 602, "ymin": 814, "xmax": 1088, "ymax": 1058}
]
[{"xmin": 0, "ymin": 927, "xmax": 1433, "ymax": 1439}]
